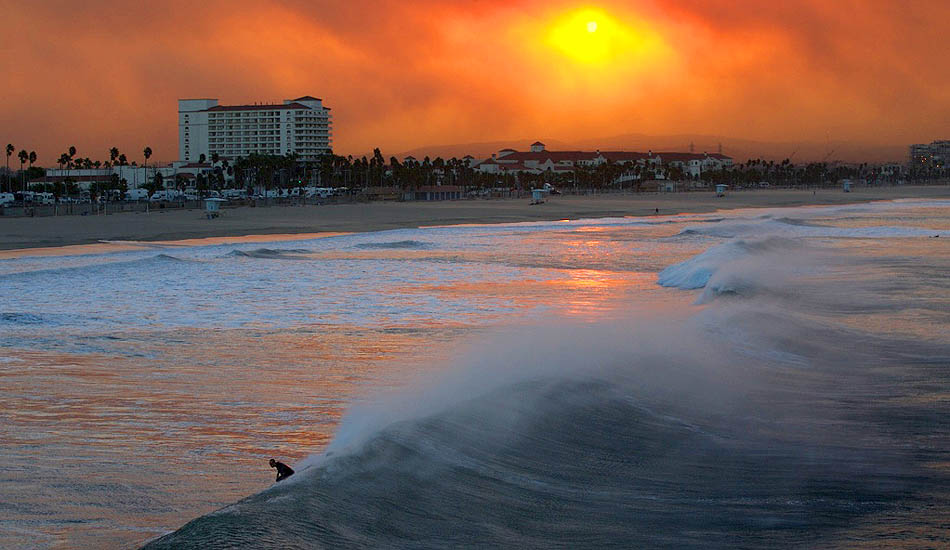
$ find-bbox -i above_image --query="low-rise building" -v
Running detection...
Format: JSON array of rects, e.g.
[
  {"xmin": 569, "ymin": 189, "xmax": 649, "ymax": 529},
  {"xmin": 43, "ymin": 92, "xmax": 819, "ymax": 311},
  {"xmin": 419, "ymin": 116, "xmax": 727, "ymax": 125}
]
[
  {"xmin": 474, "ymin": 142, "xmax": 732, "ymax": 177},
  {"xmin": 37, "ymin": 162, "xmax": 225, "ymax": 192}
]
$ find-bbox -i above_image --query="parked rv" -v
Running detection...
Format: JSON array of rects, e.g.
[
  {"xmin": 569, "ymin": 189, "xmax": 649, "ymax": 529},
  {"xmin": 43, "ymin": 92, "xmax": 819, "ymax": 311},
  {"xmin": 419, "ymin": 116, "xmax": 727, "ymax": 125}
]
[
  {"xmin": 222, "ymin": 189, "xmax": 248, "ymax": 199},
  {"xmin": 125, "ymin": 189, "xmax": 150, "ymax": 201},
  {"xmin": 34, "ymin": 192, "xmax": 55, "ymax": 205},
  {"xmin": 150, "ymin": 190, "xmax": 182, "ymax": 202}
]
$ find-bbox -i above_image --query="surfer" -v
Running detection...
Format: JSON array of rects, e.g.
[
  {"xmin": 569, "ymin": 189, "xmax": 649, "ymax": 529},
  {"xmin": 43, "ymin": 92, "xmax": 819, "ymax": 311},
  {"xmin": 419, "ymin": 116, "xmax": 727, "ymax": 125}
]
[{"xmin": 269, "ymin": 458, "xmax": 295, "ymax": 482}]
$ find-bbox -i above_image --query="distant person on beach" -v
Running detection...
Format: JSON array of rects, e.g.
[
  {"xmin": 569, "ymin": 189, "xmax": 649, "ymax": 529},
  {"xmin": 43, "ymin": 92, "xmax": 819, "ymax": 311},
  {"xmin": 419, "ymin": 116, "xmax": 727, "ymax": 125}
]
[
  {"xmin": 269, "ymin": 459, "xmax": 295, "ymax": 482},
  {"xmin": 655, "ymin": 208, "xmax": 659, "ymax": 214}
]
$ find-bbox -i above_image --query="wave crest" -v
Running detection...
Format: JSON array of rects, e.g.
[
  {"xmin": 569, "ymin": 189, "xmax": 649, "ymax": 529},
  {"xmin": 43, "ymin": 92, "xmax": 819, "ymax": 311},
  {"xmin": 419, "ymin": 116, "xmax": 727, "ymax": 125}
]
[
  {"xmin": 227, "ymin": 248, "xmax": 312, "ymax": 259},
  {"xmin": 355, "ymin": 240, "xmax": 432, "ymax": 250},
  {"xmin": 658, "ymin": 237, "xmax": 802, "ymax": 290}
]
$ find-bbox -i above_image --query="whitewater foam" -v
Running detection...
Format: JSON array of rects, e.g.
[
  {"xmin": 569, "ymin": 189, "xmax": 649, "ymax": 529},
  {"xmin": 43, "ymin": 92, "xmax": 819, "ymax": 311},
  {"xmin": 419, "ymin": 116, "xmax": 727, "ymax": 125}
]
[{"xmin": 678, "ymin": 218, "xmax": 942, "ymax": 239}]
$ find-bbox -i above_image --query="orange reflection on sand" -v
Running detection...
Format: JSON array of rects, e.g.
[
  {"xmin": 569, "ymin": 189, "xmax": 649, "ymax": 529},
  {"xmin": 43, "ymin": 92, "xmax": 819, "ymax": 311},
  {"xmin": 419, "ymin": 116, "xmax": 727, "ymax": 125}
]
[{"xmin": 0, "ymin": 232, "xmax": 350, "ymax": 259}]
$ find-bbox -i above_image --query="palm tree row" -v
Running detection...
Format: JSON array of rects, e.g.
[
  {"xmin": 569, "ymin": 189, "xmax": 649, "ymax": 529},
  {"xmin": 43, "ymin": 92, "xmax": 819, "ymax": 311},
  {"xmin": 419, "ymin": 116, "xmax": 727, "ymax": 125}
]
[
  {"xmin": 9, "ymin": 144, "xmax": 156, "ymax": 199},
  {"xmin": 7, "ymin": 143, "xmax": 936, "ymax": 199},
  {"xmin": 4, "ymin": 143, "xmax": 38, "ymax": 193}
]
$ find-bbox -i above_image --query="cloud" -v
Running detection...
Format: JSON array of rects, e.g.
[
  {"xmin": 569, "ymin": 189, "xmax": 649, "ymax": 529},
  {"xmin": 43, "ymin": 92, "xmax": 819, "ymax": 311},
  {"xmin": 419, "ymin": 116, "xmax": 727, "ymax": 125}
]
[{"xmin": 1, "ymin": 0, "xmax": 947, "ymax": 164}]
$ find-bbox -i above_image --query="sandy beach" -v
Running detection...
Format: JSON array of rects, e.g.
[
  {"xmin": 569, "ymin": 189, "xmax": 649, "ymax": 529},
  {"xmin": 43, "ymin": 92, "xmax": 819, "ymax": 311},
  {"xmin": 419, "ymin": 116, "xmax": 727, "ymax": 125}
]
[{"xmin": 1, "ymin": 185, "xmax": 947, "ymax": 253}]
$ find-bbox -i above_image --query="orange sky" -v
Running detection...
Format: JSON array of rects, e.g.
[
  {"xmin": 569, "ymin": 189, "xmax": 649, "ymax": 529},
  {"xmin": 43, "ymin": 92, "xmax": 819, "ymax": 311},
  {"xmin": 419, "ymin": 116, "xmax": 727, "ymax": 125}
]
[{"xmin": 1, "ymin": 0, "xmax": 948, "ymax": 164}]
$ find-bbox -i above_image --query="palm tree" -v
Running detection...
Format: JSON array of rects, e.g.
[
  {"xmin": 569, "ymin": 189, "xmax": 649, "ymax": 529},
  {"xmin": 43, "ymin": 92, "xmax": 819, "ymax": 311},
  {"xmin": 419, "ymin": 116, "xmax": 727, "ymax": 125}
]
[
  {"xmin": 17, "ymin": 150, "xmax": 28, "ymax": 192},
  {"xmin": 221, "ymin": 159, "xmax": 230, "ymax": 187},
  {"xmin": 5, "ymin": 143, "xmax": 13, "ymax": 192},
  {"xmin": 143, "ymin": 146, "xmax": 152, "ymax": 191},
  {"xmin": 29, "ymin": 151, "xmax": 36, "ymax": 169},
  {"xmin": 210, "ymin": 153, "xmax": 220, "ymax": 191},
  {"xmin": 67, "ymin": 146, "xmax": 77, "ymax": 189},
  {"xmin": 64, "ymin": 146, "xmax": 77, "ymax": 204}
]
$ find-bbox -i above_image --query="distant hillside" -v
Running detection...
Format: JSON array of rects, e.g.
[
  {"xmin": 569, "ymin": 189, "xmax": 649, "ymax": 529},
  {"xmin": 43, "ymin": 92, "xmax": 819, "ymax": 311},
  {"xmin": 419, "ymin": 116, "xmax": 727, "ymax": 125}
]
[
  {"xmin": 392, "ymin": 139, "xmax": 573, "ymax": 162},
  {"xmin": 394, "ymin": 134, "xmax": 908, "ymax": 164}
]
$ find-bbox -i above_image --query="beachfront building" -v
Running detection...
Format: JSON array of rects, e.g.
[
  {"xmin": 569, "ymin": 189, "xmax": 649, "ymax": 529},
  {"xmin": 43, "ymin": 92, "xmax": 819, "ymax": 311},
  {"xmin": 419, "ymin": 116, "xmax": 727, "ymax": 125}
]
[
  {"xmin": 37, "ymin": 162, "xmax": 222, "ymax": 192},
  {"xmin": 474, "ymin": 142, "xmax": 733, "ymax": 178},
  {"xmin": 909, "ymin": 140, "xmax": 949, "ymax": 171},
  {"xmin": 178, "ymin": 96, "xmax": 332, "ymax": 163}
]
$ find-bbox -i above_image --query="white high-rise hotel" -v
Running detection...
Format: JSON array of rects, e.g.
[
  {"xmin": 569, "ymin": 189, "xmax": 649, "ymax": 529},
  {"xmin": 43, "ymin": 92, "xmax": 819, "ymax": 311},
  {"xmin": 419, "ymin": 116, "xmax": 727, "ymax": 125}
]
[{"xmin": 177, "ymin": 96, "xmax": 332, "ymax": 163}]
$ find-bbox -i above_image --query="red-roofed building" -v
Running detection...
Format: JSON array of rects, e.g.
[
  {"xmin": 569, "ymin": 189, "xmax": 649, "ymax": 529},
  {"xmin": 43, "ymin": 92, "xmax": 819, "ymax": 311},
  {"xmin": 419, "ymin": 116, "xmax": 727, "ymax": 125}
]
[
  {"xmin": 652, "ymin": 151, "xmax": 734, "ymax": 176},
  {"xmin": 178, "ymin": 96, "xmax": 332, "ymax": 163},
  {"xmin": 475, "ymin": 142, "xmax": 732, "ymax": 177}
]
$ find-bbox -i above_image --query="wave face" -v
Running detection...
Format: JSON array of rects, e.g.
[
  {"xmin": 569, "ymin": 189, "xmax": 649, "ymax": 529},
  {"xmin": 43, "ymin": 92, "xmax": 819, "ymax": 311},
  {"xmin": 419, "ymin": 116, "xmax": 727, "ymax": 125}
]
[{"xmin": 145, "ymin": 293, "xmax": 947, "ymax": 549}]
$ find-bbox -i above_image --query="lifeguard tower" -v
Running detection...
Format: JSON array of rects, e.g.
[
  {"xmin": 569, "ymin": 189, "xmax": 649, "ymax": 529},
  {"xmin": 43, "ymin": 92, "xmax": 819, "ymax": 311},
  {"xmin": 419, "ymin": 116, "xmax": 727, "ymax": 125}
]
[
  {"xmin": 531, "ymin": 188, "xmax": 549, "ymax": 205},
  {"xmin": 204, "ymin": 197, "xmax": 226, "ymax": 219},
  {"xmin": 716, "ymin": 184, "xmax": 727, "ymax": 197}
]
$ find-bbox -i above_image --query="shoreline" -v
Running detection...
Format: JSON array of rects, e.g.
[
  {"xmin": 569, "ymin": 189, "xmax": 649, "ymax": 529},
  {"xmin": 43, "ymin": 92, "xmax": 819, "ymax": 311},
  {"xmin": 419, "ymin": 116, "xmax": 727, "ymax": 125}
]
[{"xmin": 1, "ymin": 185, "xmax": 948, "ymax": 255}]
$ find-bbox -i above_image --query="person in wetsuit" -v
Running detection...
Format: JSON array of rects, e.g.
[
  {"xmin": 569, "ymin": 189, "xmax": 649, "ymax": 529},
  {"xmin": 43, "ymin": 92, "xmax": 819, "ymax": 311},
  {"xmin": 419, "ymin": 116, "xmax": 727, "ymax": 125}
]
[{"xmin": 269, "ymin": 458, "xmax": 295, "ymax": 482}]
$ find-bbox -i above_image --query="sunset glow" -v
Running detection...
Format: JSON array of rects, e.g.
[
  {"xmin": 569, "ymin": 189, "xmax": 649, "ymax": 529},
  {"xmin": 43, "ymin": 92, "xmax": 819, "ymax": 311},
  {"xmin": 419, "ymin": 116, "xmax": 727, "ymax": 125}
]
[
  {"xmin": 544, "ymin": 8, "xmax": 668, "ymax": 67},
  {"xmin": 1, "ymin": 0, "xmax": 948, "ymax": 162}
]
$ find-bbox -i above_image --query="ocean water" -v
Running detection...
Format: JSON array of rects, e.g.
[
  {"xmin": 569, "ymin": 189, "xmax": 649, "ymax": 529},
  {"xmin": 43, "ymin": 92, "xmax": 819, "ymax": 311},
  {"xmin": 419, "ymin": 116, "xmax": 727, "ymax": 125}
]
[{"xmin": 0, "ymin": 200, "xmax": 948, "ymax": 549}]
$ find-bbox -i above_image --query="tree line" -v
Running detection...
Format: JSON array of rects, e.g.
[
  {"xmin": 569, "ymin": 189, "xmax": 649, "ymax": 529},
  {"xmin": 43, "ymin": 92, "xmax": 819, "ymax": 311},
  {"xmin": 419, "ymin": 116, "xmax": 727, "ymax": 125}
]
[{"xmin": 5, "ymin": 144, "xmax": 943, "ymax": 198}]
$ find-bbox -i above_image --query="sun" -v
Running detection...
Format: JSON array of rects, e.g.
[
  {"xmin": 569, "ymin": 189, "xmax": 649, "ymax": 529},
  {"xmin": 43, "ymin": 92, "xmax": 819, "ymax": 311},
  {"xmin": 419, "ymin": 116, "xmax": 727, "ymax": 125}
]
[{"xmin": 544, "ymin": 8, "xmax": 671, "ymax": 67}]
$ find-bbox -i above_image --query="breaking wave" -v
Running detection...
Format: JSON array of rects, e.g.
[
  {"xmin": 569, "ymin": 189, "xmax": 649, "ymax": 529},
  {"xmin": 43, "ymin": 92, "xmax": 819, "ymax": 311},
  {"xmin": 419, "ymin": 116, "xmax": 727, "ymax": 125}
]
[
  {"xmin": 143, "ymin": 270, "xmax": 945, "ymax": 549},
  {"xmin": 657, "ymin": 237, "xmax": 804, "ymax": 290},
  {"xmin": 677, "ymin": 218, "xmax": 942, "ymax": 239},
  {"xmin": 0, "ymin": 253, "xmax": 189, "ymax": 280}
]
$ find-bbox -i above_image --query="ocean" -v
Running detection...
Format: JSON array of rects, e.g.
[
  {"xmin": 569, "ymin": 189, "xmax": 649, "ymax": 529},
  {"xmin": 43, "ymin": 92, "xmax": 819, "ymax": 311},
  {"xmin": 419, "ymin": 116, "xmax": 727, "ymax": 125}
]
[{"xmin": 1, "ymin": 199, "xmax": 947, "ymax": 549}]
